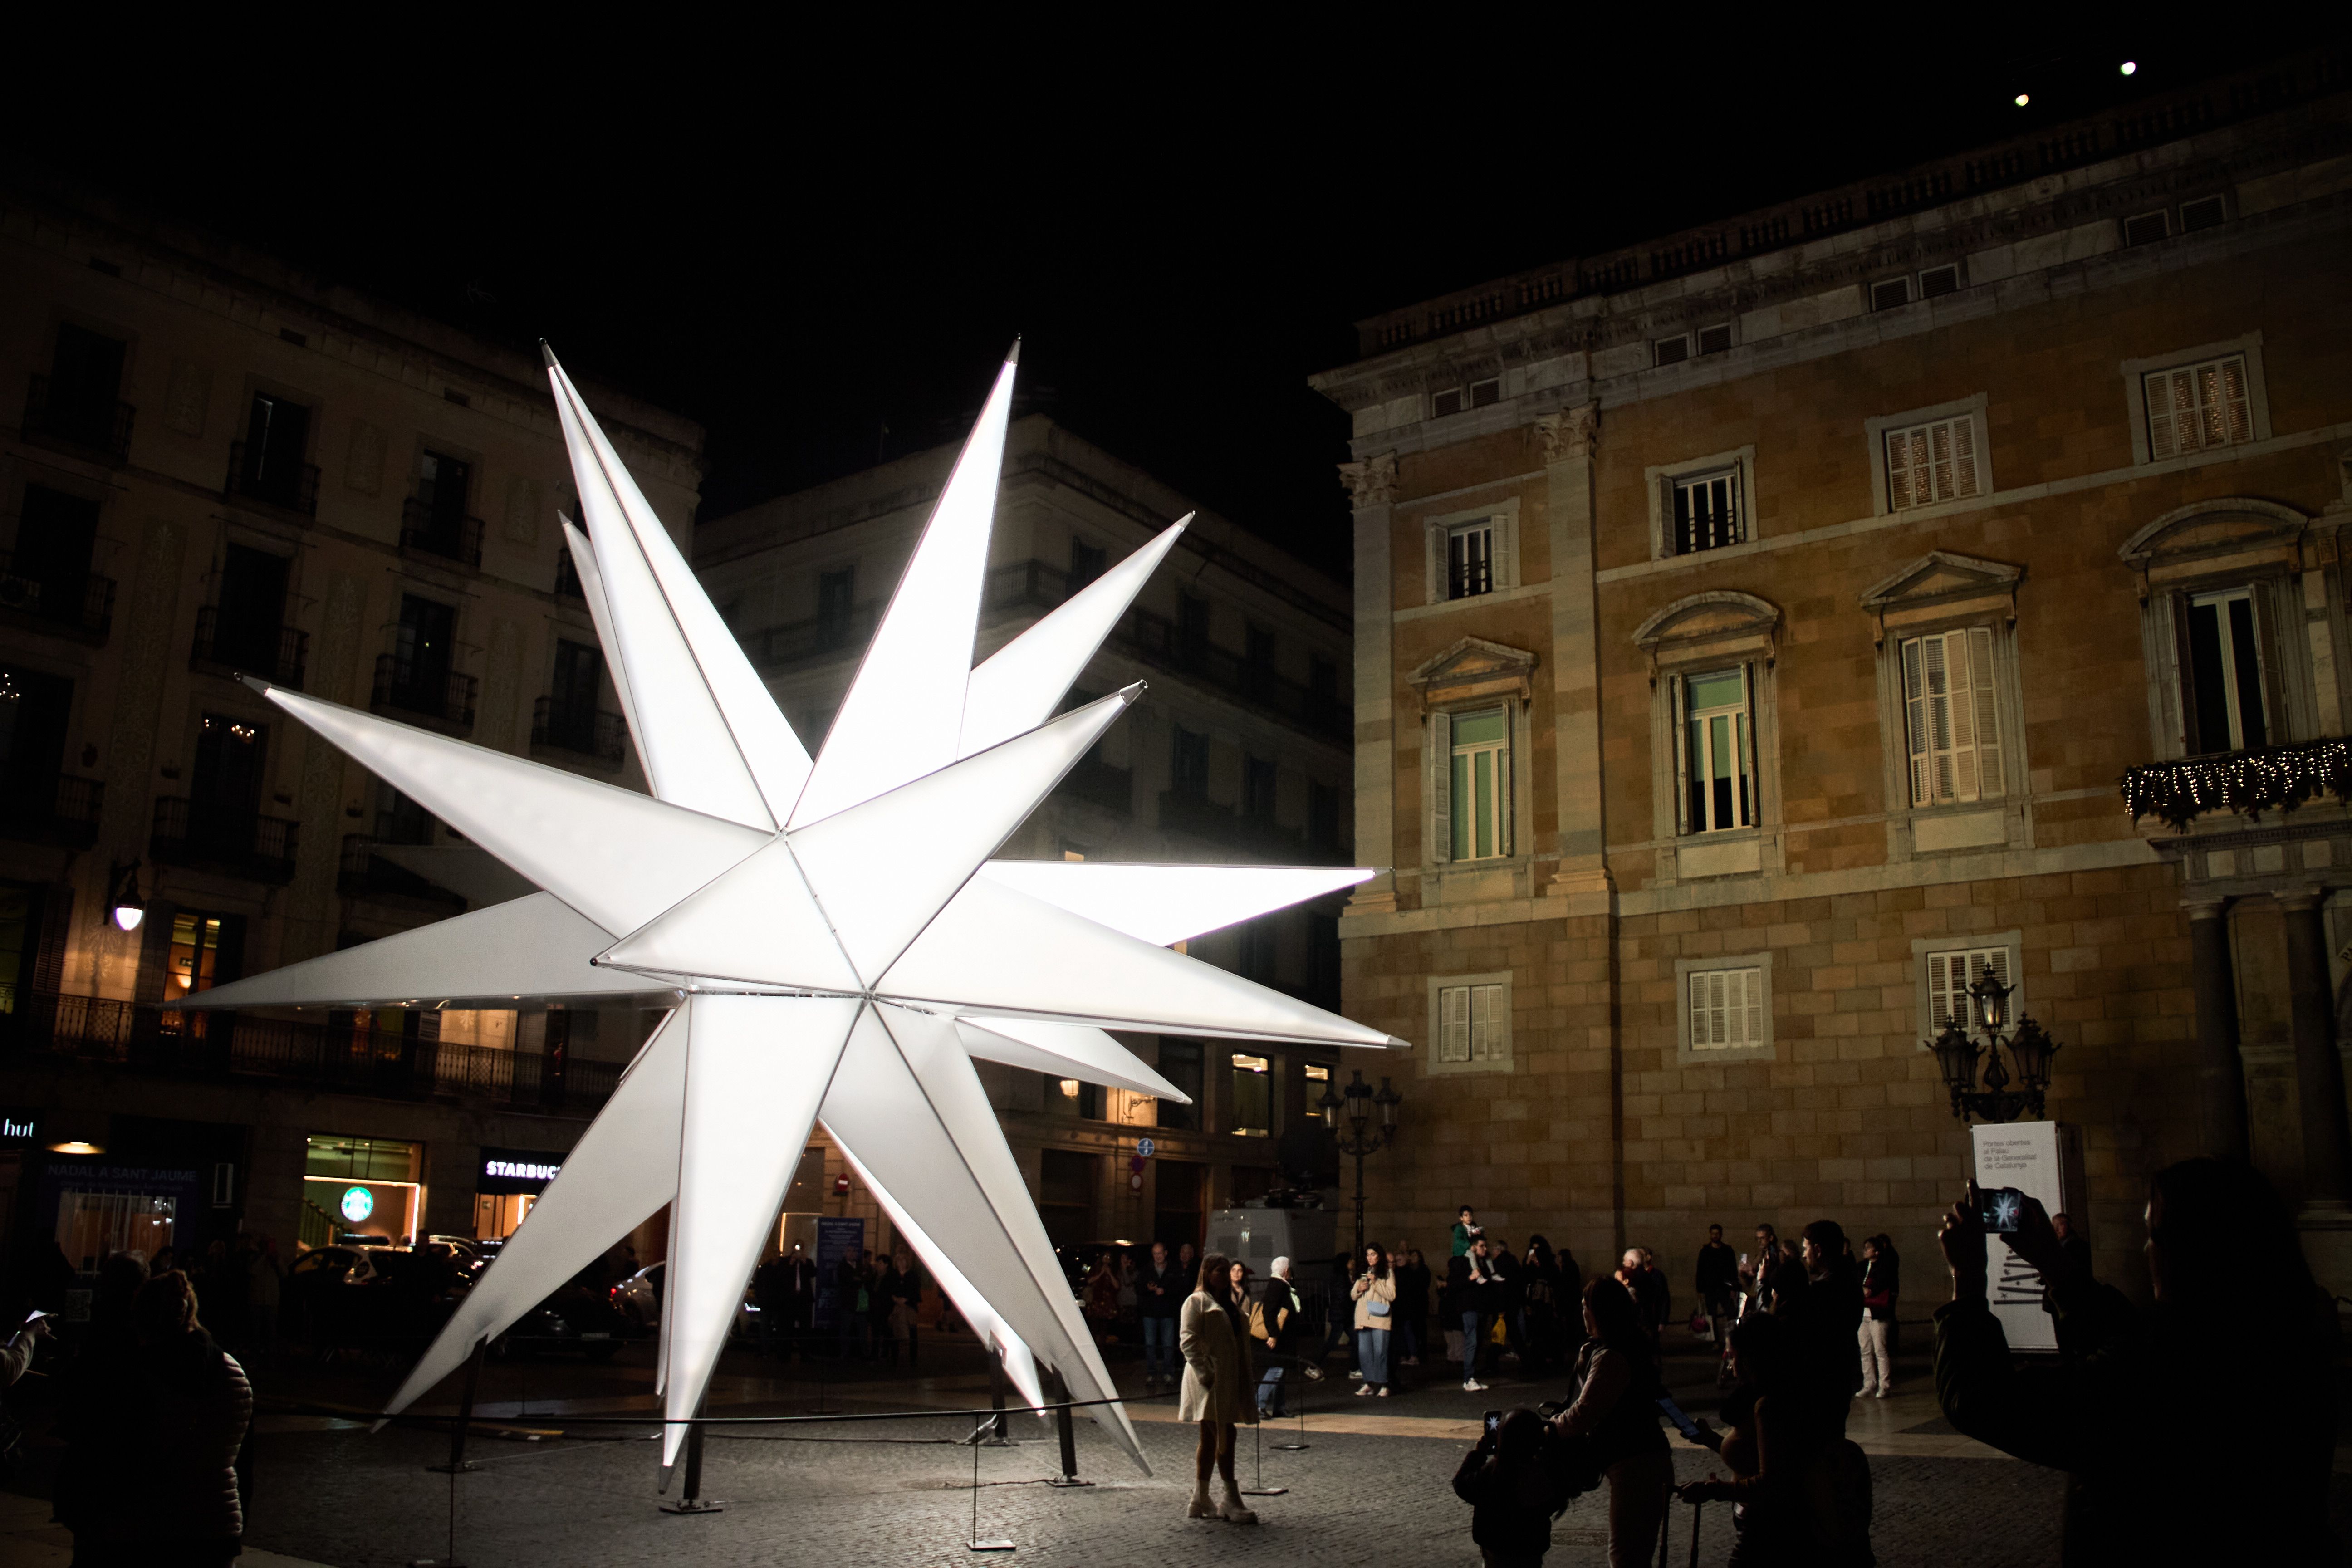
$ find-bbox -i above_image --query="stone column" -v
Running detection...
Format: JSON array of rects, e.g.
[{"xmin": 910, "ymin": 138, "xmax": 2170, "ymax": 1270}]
[
  {"xmin": 1536, "ymin": 404, "xmax": 1611, "ymax": 912},
  {"xmin": 1339, "ymin": 452, "xmax": 1400, "ymax": 915},
  {"xmin": 2186, "ymin": 898, "xmax": 2249, "ymax": 1161},
  {"xmin": 2281, "ymin": 889, "xmax": 2352, "ymax": 1209}
]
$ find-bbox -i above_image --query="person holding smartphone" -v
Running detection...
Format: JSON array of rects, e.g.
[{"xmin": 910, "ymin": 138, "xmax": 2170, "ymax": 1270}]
[
  {"xmin": 1549, "ymin": 1277, "xmax": 1671, "ymax": 1568},
  {"xmin": 1452, "ymin": 1407, "xmax": 1558, "ymax": 1568},
  {"xmin": 3, "ymin": 1311, "xmax": 51, "ymax": 1387}
]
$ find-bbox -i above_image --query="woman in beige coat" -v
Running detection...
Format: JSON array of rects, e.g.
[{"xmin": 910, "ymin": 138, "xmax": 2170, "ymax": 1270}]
[
  {"xmin": 1177, "ymin": 1252, "xmax": 1259, "ymax": 1524},
  {"xmin": 1350, "ymin": 1243, "xmax": 1399, "ymax": 1396}
]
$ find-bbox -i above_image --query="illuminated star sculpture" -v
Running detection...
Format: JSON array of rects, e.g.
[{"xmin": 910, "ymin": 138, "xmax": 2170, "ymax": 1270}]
[{"xmin": 187, "ymin": 344, "xmax": 1400, "ymax": 1480}]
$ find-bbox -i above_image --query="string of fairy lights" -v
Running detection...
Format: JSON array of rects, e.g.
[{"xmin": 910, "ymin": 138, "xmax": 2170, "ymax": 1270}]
[{"xmin": 2121, "ymin": 738, "xmax": 2352, "ymax": 832}]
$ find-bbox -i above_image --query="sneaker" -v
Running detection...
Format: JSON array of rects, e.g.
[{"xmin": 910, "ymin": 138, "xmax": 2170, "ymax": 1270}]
[
  {"xmin": 1376, "ymin": 1386, "xmax": 1391, "ymax": 1397},
  {"xmin": 1462, "ymin": 1379, "xmax": 1485, "ymax": 1392},
  {"xmin": 1348, "ymin": 1370, "xmax": 1364, "ymax": 1381},
  {"xmin": 1401, "ymin": 1357, "xmax": 1420, "ymax": 1367},
  {"xmin": 1302, "ymin": 1365, "xmax": 1325, "ymax": 1382},
  {"xmin": 1355, "ymin": 1383, "xmax": 1374, "ymax": 1396}
]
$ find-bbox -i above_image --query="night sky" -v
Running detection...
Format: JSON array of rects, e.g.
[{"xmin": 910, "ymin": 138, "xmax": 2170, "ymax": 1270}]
[{"xmin": 8, "ymin": 24, "xmax": 2328, "ymax": 579}]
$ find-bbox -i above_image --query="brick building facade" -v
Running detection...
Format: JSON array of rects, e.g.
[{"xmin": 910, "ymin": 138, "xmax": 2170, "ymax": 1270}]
[{"xmin": 1311, "ymin": 57, "xmax": 2352, "ymax": 1298}]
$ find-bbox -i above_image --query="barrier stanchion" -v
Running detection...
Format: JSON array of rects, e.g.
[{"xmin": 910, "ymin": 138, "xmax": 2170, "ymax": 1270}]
[
  {"xmin": 967, "ymin": 1421, "xmax": 1013, "ymax": 1552},
  {"xmin": 1240, "ymin": 1413, "xmax": 1286, "ymax": 1497},
  {"xmin": 1270, "ymin": 1351, "xmax": 1310, "ymax": 1451},
  {"xmin": 963, "ymin": 1353, "xmax": 1014, "ymax": 1447}
]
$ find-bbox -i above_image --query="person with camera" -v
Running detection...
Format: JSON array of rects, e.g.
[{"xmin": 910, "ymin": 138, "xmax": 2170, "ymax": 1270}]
[
  {"xmin": 1549, "ymin": 1276, "xmax": 1671, "ymax": 1568},
  {"xmin": 1677, "ymin": 1310, "xmax": 1873, "ymax": 1565},
  {"xmin": 1350, "ymin": 1242, "xmax": 1399, "ymax": 1396},
  {"xmin": 1177, "ymin": 1251, "xmax": 1261, "ymax": 1524},
  {"xmin": 1454, "ymin": 1407, "xmax": 1560, "ymax": 1568},
  {"xmin": 1935, "ymin": 1162, "xmax": 2339, "ymax": 1564}
]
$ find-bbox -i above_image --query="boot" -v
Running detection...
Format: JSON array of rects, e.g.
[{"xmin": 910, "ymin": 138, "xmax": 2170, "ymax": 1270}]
[
  {"xmin": 1216, "ymin": 1479, "xmax": 1258, "ymax": 1524},
  {"xmin": 1187, "ymin": 1482, "xmax": 1216, "ymax": 1519}
]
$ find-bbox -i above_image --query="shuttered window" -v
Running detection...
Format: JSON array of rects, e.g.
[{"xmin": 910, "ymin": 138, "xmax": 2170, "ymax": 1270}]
[
  {"xmin": 1900, "ymin": 627, "xmax": 2004, "ymax": 807},
  {"xmin": 1884, "ymin": 415, "xmax": 1982, "ymax": 510},
  {"xmin": 1438, "ymin": 982, "xmax": 1507, "ymax": 1063},
  {"xmin": 1427, "ymin": 514, "xmax": 1516, "ymax": 603},
  {"xmin": 1925, "ymin": 945, "xmax": 2014, "ymax": 1034},
  {"xmin": 1669, "ymin": 469, "xmax": 1743, "ymax": 554},
  {"xmin": 1688, "ymin": 967, "xmax": 1764, "ymax": 1050},
  {"xmin": 1435, "ymin": 707, "xmax": 1511, "ymax": 862},
  {"xmin": 2144, "ymin": 355, "xmax": 2252, "ymax": 460},
  {"xmin": 1678, "ymin": 666, "xmax": 1754, "ymax": 833}
]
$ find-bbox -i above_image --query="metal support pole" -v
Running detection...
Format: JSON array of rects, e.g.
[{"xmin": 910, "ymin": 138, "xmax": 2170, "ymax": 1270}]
[
  {"xmin": 659, "ymin": 1397, "xmax": 726, "ymax": 1514},
  {"xmin": 1045, "ymin": 1370, "xmax": 1090, "ymax": 1487},
  {"xmin": 965, "ymin": 1350, "xmax": 1014, "ymax": 1446},
  {"xmin": 426, "ymin": 1338, "xmax": 486, "ymax": 1474}
]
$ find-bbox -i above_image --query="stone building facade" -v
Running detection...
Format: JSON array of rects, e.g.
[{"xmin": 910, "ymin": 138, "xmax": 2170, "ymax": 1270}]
[
  {"xmin": 1311, "ymin": 56, "xmax": 2352, "ymax": 1298},
  {"xmin": 0, "ymin": 172, "xmax": 704, "ymax": 1277},
  {"xmin": 697, "ymin": 416, "xmax": 1355, "ymax": 1255}
]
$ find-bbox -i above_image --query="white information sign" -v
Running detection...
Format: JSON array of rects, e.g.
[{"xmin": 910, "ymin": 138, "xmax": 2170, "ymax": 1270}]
[{"xmin": 1970, "ymin": 1120, "xmax": 2062, "ymax": 1352}]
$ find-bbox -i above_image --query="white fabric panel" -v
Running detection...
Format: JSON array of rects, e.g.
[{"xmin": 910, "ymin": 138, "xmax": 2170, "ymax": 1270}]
[
  {"xmin": 381, "ymin": 1007, "xmax": 688, "ymax": 1420},
  {"xmin": 662, "ymin": 994, "xmax": 859, "ymax": 1470},
  {"xmin": 177, "ymin": 893, "xmax": 654, "ymax": 1010},
  {"xmin": 958, "ymin": 515, "xmax": 1190, "ymax": 757},
  {"xmin": 884, "ymin": 875, "xmax": 1399, "ymax": 1048},
  {"xmin": 789, "ymin": 689, "xmax": 1138, "ymax": 982},
  {"xmin": 954, "ymin": 1016, "xmax": 1186, "ymax": 1102},
  {"xmin": 833, "ymin": 1140, "xmax": 1045, "ymax": 1412},
  {"xmin": 596, "ymin": 832, "xmax": 861, "ymax": 995},
  {"xmin": 253, "ymin": 683, "xmax": 767, "ymax": 940},
  {"xmin": 549, "ymin": 363, "xmax": 774, "ymax": 831},
  {"xmin": 820, "ymin": 1005, "xmax": 1145, "ymax": 1471},
  {"xmin": 973, "ymin": 861, "xmax": 1373, "ymax": 947},
  {"xmin": 547, "ymin": 359, "xmax": 810, "ymax": 819},
  {"xmin": 792, "ymin": 353, "xmax": 1019, "ymax": 828},
  {"xmin": 561, "ymin": 519, "xmax": 646, "ymax": 777}
]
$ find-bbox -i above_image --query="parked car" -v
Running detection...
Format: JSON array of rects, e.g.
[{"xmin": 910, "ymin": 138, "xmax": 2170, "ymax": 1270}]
[
  {"xmin": 610, "ymin": 1261, "xmax": 760, "ymax": 1341},
  {"xmin": 490, "ymin": 1277, "xmax": 627, "ymax": 1361}
]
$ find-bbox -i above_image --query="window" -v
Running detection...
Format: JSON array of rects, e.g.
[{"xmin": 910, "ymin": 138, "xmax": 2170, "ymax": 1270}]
[
  {"xmin": 1043, "ymin": 1074, "xmax": 1105, "ymax": 1121},
  {"xmin": 1245, "ymin": 624, "xmax": 1276, "ymax": 691},
  {"xmin": 1671, "ymin": 469, "xmax": 1743, "ymax": 554},
  {"xmin": 1433, "ymin": 707, "xmax": 1511, "ymax": 862},
  {"xmin": 374, "ymin": 782, "xmax": 433, "ymax": 845},
  {"xmin": 41, "ymin": 324, "xmax": 127, "ymax": 451},
  {"xmin": 2178, "ymin": 195, "xmax": 2226, "ymax": 233},
  {"xmin": 1884, "ymin": 414, "xmax": 1982, "ymax": 510},
  {"xmin": 1068, "ymin": 538, "xmax": 1105, "ymax": 593},
  {"xmin": 1308, "ymin": 780, "xmax": 1342, "ymax": 850},
  {"xmin": 1677, "ymin": 668, "xmax": 1753, "ymax": 834},
  {"xmin": 1918, "ymin": 264, "xmax": 1961, "ymax": 299},
  {"xmin": 1900, "ymin": 627, "xmax": 2003, "ymax": 806},
  {"xmin": 1922, "ymin": 943, "xmax": 2015, "ymax": 1035},
  {"xmin": 1171, "ymin": 725, "xmax": 1210, "ymax": 797},
  {"xmin": 1870, "ymin": 277, "xmax": 1911, "ymax": 312},
  {"xmin": 2123, "ymin": 211, "xmax": 2170, "ymax": 246},
  {"xmin": 2144, "ymin": 355, "xmax": 2251, "ymax": 460},
  {"xmin": 1427, "ymin": 973, "xmax": 1512, "ymax": 1074},
  {"xmin": 2185, "ymin": 588, "xmax": 2268, "ymax": 752},
  {"xmin": 1447, "ymin": 521, "xmax": 1494, "ymax": 599},
  {"xmin": 1243, "ymin": 755, "xmax": 1277, "ymax": 821},
  {"xmin": 1688, "ymin": 966, "xmax": 1763, "ymax": 1049},
  {"xmin": 1301, "ymin": 1062, "xmax": 1331, "ymax": 1122},
  {"xmin": 1240, "ymin": 919, "xmax": 1276, "ymax": 983},
  {"xmin": 1696, "ymin": 323, "xmax": 1733, "ymax": 356},
  {"xmin": 416, "ymin": 450, "xmax": 472, "ymax": 525},
  {"xmin": 1036, "ymin": 1148, "xmax": 1093, "ymax": 1249},
  {"xmin": 394, "ymin": 595, "xmax": 456, "ymax": 691},
  {"xmin": 13, "ymin": 483, "xmax": 99, "ymax": 598},
  {"xmin": 815, "ymin": 566, "xmax": 856, "ymax": 650},
  {"xmin": 1156, "ymin": 1039, "xmax": 1202, "ymax": 1130},
  {"xmin": 1177, "ymin": 593, "xmax": 1210, "ymax": 666},
  {"xmin": 1229, "ymin": 1053, "xmax": 1271, "ymax": 1135},
  {"xmin": 192, "ymin": 712, "xmax": 266, "ymax": 813},
  {"xmin": 1654, "ymin": 334, "xmax": 1692, "ymax": 366},
  {"xmin": 1431, "ymin": 378, "xmax": 1499, "ymax": 417},
  {"xmin": 237, "ymin": 393, "xmax": 312, "ymax": 509}
]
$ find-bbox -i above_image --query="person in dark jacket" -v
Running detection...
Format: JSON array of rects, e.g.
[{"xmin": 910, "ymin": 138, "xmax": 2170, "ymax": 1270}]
[
  {"xmin": 1553, "ymin": 1276, "xmax": 1671, "ymax": 1568},
  {"xmin": 1394, "ymin": 1246, "xmax": 1432, "ymax": 1367},
  {"xmin": 1453, "ymin": 1407, "xmax": 1557, "ymax": 1568},
  {"xmin": 1794, "ymin": 1219, "xmax": 1863, "ymax": 1426},
  {"xmin": 868, "ymin": 1254, "xmax": 903, "ymax": 1367},
  {"xmin": 1446, "ymin": 1251, "xmax": 1489, "ymax": 1391},
  {"xmin": 1679, "ymin": 1310, "xmax": 1873, "ymax": 1564},
  {"xmin": 1255, "ymin": 1257, "xmax": 1306, "ymax": 1416},
  {"xmin": 1136, "ymin": 1241, "xmax": 1185, "ymax": 1391},
  {"xmin": 56, "ymin": 1270, "xmax": 253, "ymax": 1567},
  {"xmin": 1935, "ymin": 1161, "xmax": 2340, "ymax": 1566},
  {"xmin": 1695, "ymin": 1223, "xmax": 1739, "ymax": 1338}
]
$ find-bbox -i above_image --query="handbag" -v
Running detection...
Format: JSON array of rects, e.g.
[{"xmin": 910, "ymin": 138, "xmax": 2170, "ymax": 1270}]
[
  {"xmin": 1367, "ymin": 1298, "xmax": 1390, "ymax": 1318},
  {"xmin": 1689, "ymin": 1310, "xmax": 1713, "ymax": 1342}
]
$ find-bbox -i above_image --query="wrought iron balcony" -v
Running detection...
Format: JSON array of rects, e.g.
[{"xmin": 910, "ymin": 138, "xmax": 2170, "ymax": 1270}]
[
  {"xmin": 23, "ymin": 372, "xmax": 134, "ymax": 466},
  {"xmin": 191, "ymin": 606, "xmax": 308, "ymax": 687},
  {"xmin": 223, "ymin": 439, "xmax": 320, "ymax": 516},
  {"xmin": 398, "ymin": 499, "xmax": 485, "ymax": 570},
  {"xmin": 554, "ymin": 547, "xmax": 585, "ymax": 601},
  {"xmin": 337, "ymin": 834, "xmax": 466, "ymax": 907},
  {"xmin": 531, "ymin": 697, "xmax": 627, "ymax": 766},
  {"xmin": 150, "ymin": 797, "xmax": 299, "ymax": 882},
  {"xmin": 372, "ymin": 654, "xmax": 477, "ymax": 732},
  {"xmin": 2121, "ymin": 736, "xmax": 2352, "ymax": 832},
  {"xmin": 1057, "ymin": 757, "xmax": 1133, "ymax": 815},
  {"xmin": 0, "ymin": 550, "xmax": 115, "ymax": 642},
  {"xmin": 0, "ymin": 773, "xmax": 104, "ymax": 848}
]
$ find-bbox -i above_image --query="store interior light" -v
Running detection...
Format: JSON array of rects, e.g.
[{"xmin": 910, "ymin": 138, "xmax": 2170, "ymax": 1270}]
[
  {"xmin": 1058, "ymin": 1078, "xmax": 1080, "ymax": 1098},
  {"xmin": 49, "ymin": 1141, "xmax": 105, "ymax": 1155}
]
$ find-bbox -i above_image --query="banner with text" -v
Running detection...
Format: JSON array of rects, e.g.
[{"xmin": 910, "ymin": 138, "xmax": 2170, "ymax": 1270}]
[{"xmin": 1971, "ymin": 1120, "xmax": 2061, "ymax": 1352}]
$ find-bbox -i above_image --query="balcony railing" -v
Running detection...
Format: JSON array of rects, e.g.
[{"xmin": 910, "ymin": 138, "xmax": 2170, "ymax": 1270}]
[
  {"xmin": 554, "ymin": 548, "xmax": 585, "ymax": 601},
  {"xmin": 150, "ymin": 797, "xmax": 299, "ymax": 882},
  {"xmin": 399, "ymin": 499, "xmax": 484, "ymax": 569},
  {"xmin": 223, "ymin": 440, "xmax": 321, "ymax": 516},
  {"xmin": 531, "ymin": 698, "xmax": 627, "ymax": 766},
  {"xmin": 0, "ymin": 550, "xmax": 115, "ymax": 641},
  {"xmin": 337, "ymin": 835, "xmax": 466, "ymax": 907},
  {"xmin": 0, "ymin": 988, "xmax": 616, "ymax": 1114},
  {"xmin": 23, "ymin": 373, "xmax": 133, "ymax": 466},
  {"xmin": 191, "ymin": 606, "xmax": 308, "ymax": 687},
  {"xmin": 0, "ymin": 774, "xmax": 104, "ymax": 849},
  {"xmin": 2121, "ymin": 736, "xmax": 2352, "ymax": 832},
  {"xmin": 1058, "ymin": 757, "xmax": 1133, "ymax": 816},
  {"xmin": 372, "ymin": 655, "xmax": 477, "ymax": 732},
  {"xmin": 742, "ymin": 558, "xmax": 1352, "ymax": 743}
]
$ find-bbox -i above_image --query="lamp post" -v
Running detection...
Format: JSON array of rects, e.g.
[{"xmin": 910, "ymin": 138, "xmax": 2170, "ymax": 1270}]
[
  {"xmin": 1928, "ymin": 971, "xmax": 2061, "ymax": 1124},
  {"xmin": 1317, "ymin": 1068, "xmax": 1402, "ymax": 1260}
]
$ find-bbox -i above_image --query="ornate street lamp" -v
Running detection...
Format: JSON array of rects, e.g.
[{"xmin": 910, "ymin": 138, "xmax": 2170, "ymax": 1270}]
[
  {"xmin": 1930, "ymin": 971, "xmax": 2060, "ymax": 1124},
  {"xmin": 1319, "ymin": 1068, "xmax": 1402, "ymax": 1259}
]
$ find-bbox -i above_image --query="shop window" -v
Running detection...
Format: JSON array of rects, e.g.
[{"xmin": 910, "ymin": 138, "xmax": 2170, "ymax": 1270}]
[
  {"xmin": 1229, "ymin": 1052, "xmax": 1271, "ymax": 1136},
  {"xmin": 303, "ymin": 1133, "xmax": 423, "ymax": 1245}
]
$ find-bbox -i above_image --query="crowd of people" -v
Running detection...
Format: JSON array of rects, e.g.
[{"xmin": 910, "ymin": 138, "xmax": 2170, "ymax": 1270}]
[{"xmin": 751, "ymin": 1241, "xmax": 926, "ymax": 1367}]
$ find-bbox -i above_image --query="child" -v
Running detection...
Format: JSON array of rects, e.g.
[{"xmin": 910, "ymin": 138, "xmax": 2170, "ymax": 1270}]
[{"xmin": 1451, "ymin": 1408, "xmax": 1557, "ymax": 1568}]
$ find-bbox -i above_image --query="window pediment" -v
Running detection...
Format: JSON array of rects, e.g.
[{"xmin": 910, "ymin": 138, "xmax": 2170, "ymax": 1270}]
[
  {"xmin": 1857, "ymin": 550, "xmax": 2022, "ymax": 645},
  {"xmin": 1632, "ymin": 590, "xmax": 1780, "ymax": 678},
  {"xmin": 2117, "ymin": 498, "xmax": 2306, "ymax": 588},
  {"xmin": 1408, "ymin": 636, "xmax": 1536, "ymax": 707}
]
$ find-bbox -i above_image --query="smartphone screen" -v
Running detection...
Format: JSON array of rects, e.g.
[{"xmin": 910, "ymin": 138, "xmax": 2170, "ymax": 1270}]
[
  {"xmin": 1483, "ymin": 1410, "xmax": 1502, "ymax": 1436},
  {"xmin": 1978, "ymin": 1186, "xmax": 2025, "ymax": 1234},
  {"xmin": 1655, "ymin": 1396, "xmax": 1700, "ymax": 1440}
]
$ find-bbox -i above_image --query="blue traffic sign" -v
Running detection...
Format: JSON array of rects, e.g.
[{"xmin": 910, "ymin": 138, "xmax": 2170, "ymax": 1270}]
[{"xmin": 1137, "ymin": 1137, "xmax": 1155, "ymax": 1158}]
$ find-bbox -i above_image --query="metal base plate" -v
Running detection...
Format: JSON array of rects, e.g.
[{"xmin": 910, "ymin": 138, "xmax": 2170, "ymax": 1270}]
[
  {"xmin": 659, "ymin": 1498, "xmax": 727, "ymax": 1515},
  {"xmin": 1240, "ymin": 1486, "xmax": 1288, "ymax": 1496},
  {"xmin": 967, "ymin": 1540, "xmax": 1015, "ymax": 1552}
]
